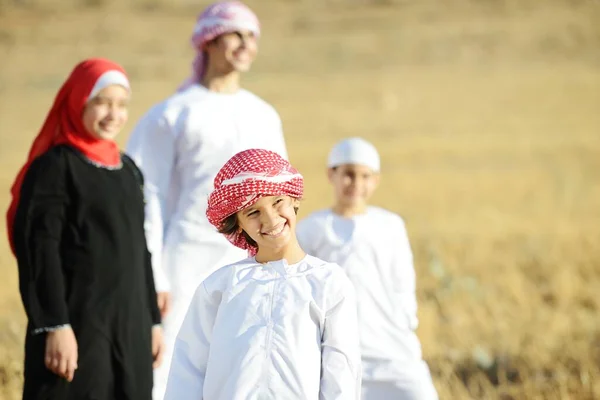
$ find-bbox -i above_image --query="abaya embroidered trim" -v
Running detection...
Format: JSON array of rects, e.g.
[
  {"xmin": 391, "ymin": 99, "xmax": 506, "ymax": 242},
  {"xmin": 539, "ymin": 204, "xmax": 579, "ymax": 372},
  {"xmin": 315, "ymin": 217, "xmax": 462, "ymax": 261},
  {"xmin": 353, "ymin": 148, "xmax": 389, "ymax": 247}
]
[
  {"xmin": 32, "ymin": 323, "xmax": 72, "ymax": 335},
  {"xmin": 70, "ymin": 147, "xmax": 124, "ymax": 170}
]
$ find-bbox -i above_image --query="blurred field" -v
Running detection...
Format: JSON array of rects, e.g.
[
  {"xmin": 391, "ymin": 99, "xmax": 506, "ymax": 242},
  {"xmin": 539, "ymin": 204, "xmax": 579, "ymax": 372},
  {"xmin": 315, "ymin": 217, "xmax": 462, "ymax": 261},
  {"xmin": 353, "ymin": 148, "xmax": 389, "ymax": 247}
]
[{"xmin": 1, "ymin": 0, "xmax": 599, "ymax": 398}]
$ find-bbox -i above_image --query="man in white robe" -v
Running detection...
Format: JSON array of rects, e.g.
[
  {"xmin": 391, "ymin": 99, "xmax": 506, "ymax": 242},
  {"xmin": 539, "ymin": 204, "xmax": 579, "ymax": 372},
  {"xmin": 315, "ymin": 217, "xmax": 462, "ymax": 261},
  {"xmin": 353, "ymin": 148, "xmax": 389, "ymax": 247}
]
[{"xmin": 125, "ymin": 3, "xmax": 288, "ymax": 399}]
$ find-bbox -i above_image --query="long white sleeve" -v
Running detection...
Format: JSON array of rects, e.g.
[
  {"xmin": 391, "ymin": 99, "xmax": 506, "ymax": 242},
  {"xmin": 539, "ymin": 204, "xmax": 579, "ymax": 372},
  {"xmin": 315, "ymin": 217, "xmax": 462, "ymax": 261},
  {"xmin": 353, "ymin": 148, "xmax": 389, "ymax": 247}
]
[
  {"xmin": 163, "ymin": 283, "xmax": 219, "ymax": 400},
  {"xmin": 126, "ymin": 114, "xmax": 174, "ymax": 293},
  {"xmin": 392, "ymin": 219, "xmax": 419, "ymax": 331},
  {"xmin": 272, "ymin": 115, "xmax": 289, "ymax": 160},
  {"xmin": 320, "ymin": 280, "xmax": 362, "ymax": 400}
]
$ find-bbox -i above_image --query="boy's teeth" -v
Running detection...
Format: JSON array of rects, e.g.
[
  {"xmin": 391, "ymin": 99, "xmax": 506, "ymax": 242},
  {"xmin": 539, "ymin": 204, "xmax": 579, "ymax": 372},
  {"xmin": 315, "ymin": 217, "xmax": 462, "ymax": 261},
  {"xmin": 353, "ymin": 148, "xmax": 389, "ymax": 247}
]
[{"xmin": 265, "ymin": 224, "xmax": 284, "ymax": 235}]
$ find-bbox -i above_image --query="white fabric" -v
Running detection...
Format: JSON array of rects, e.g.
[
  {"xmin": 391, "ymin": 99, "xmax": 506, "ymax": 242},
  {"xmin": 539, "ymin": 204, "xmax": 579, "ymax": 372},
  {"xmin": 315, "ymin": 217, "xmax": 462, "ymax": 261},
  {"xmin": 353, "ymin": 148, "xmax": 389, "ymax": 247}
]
[
  {"xmin": 88, "ymin": 70, "xmax": 130, "ymax": 99},
  {"xmin": 221, "ymin": 170, "xmax": 303, "ymax": 186},
  {"xmin": 327, "ymin": 137, "xmax": 380, "ymax": 172},
  {"xmin": 193, "ymin": 18, "xmax": 259, "ymax": 36},
  {"xmin": 164, "ymin": 255, "xmax": 362, "ymax": 400},
  {"xmin": 126, "ymin": 84, "xmax": 288, "ymax": 400},
  {"xmin": 296, "ymin": 207, "xmax": 438, "ymax": 399},
  {"xmin": 361, "ymin": 364, "xmax": 438, "ymax": 400}
]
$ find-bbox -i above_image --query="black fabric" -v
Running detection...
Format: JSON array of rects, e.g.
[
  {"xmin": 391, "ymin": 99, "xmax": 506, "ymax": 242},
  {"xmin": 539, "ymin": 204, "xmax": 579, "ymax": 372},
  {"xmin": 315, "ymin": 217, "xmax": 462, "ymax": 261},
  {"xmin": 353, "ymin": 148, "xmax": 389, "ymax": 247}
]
[{"xmin": 13, "ymin": 145, "xmax": 159, "ymax": 400}]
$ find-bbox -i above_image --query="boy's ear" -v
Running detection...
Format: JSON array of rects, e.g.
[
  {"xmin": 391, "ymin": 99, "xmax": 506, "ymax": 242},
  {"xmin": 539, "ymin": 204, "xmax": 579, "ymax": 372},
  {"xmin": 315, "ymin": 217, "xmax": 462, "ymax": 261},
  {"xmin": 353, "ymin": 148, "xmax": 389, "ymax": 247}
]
[
  {"xmin": 203, "ymin": 37, "xmax": 218, "ymax": 51},
  {"xmin": 373, "ymin": 172, "xmax": 381, "ymax": 188},
  {"xmin": 327, "ymin": 167, "xmax": 336, "ymax": 183}
]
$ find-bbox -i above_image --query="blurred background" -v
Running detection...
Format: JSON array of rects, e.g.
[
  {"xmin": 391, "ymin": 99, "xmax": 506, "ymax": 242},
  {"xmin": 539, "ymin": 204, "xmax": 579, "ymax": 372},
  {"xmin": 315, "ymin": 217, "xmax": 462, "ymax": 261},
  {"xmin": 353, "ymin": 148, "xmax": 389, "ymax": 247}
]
[{"xmin": 0, "ymin": 0, "xmax": 599, "ymax": 398}]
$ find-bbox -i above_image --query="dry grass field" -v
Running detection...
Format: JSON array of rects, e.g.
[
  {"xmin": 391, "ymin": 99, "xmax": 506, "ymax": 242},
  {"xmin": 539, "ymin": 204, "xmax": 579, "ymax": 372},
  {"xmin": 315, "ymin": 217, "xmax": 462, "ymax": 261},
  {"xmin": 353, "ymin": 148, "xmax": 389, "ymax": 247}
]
[{"xmin": 1, "ymin": 0, "xmax": 599, "ymax": 398}]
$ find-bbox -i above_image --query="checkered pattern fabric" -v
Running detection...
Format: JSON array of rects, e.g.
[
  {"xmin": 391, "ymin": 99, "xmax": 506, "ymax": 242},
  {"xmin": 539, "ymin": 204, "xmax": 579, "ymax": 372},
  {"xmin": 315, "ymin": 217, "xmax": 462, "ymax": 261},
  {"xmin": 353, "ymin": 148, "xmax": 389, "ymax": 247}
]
[
  {"xmin": 206, "ymin": 149, "xmax": 303, "ymax": 254},
  {"xmin": 178, "ymin": 1, "xmax": 260, "ymax": 91}
]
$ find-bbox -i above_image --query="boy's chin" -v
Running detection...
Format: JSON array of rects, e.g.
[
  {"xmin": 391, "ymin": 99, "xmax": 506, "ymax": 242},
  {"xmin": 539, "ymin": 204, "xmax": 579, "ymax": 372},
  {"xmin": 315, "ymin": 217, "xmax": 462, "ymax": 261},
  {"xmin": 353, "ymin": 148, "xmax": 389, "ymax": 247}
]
[
  {"xmin": 258, "ymin": 237, "xmax": 292, "ymax": 254},
  {"xmin": 232, "ymin": 61, "xmax": 253, "ymax": 73},
  {"xmin": 341, "ymin": 198, "xmax": 367, "ymax": 208}
]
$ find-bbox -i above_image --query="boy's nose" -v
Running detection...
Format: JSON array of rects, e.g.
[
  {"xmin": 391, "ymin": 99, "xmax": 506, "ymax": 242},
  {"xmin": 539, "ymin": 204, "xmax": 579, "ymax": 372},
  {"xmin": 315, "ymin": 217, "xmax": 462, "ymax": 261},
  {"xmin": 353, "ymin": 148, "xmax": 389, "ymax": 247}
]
[
  {"xmin": 238, "ymin": 33, "xmax": 254, "ymax": 49},
  {"xmin": 260, "ymin": 208, "xmax": 279, "ymax": 226}
]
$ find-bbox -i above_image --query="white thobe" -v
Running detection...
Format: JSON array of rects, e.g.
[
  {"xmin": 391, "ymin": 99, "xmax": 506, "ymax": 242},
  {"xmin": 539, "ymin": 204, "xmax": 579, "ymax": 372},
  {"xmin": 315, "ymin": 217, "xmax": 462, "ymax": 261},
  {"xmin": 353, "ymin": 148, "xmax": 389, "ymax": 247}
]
[
  {"xmin": 126, "ymin": 84, "xmax": 288, "ymax": 400},
  {"xmin": 297, "ymin": 207, "xmax": 438, "ymax": 400},
  {"xmin": 164, "ymin": 255, "xmax": 362, "ymax": 400}
]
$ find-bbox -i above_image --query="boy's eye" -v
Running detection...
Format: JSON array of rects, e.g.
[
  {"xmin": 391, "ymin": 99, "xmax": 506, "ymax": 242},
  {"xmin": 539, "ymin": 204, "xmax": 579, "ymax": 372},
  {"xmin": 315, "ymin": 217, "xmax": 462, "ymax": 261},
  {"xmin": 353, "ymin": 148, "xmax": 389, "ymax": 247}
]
[
  {"xmin": 274, "ymin": 198, "xmax": 284, "ymax": 205},
  {"xmin": 247, "ymin": 210, "xmax": 259, "ymax": 217}
]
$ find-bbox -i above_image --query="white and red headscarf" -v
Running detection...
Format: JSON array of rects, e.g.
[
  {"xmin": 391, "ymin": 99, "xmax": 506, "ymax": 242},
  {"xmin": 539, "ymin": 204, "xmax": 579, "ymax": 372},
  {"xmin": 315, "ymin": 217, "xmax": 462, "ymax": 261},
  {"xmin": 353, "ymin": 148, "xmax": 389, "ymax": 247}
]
[
  {"xmin": 207, "ymin": 149, "xmax": 304, "ymax": 255},
  {"xmin": 177, "ymin": 1, "xmax": 260, "ymax": 92},
  {"xmin": 6, "ymin": 58, "xmax": 130, "ymax": 255}
]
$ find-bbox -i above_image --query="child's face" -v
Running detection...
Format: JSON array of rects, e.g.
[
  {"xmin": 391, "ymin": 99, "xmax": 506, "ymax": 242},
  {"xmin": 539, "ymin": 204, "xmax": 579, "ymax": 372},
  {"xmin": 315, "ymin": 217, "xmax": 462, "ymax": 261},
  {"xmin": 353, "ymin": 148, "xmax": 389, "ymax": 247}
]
[
  {"xmin": 237, "ymin": 195, "xmax": 300, "ymax": 254},
  {"xmin": 205, "ymin": 30, "xmax": 258, "ymax": 74},
  {"xmin": 328, "ymin": 164, "xmax": 379, "ymax": 210},
  {"xmin": 82, "ymin": 84, "xmax": 129, "ymax": 141}
]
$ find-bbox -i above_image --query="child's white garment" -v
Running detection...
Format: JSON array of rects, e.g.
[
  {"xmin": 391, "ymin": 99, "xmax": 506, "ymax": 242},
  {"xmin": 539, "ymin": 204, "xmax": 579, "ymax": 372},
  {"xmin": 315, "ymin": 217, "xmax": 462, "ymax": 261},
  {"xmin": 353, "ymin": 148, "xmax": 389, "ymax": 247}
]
[
  {"xmin": 163, "ymin": 255, "xmax": 362, "ymax": 400},
  {"xmin": 361, "ymin": 368, "xmax": 438, "ymax": 400},
  {"xmin": 126, "ymin": 84, "xmax": 288, "ymax": 399},
  {"xmin": 297, "ymin": 207, "xmax": 438, "ymax": 400}
]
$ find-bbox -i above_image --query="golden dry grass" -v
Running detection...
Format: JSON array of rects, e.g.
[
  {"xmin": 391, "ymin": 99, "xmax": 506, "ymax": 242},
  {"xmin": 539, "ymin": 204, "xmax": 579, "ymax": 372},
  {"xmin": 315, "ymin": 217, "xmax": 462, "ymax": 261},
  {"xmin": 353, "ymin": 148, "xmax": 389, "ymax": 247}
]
[{"xmin": 1, "ymin": 0, "xmax": 599, "ymax": 398}]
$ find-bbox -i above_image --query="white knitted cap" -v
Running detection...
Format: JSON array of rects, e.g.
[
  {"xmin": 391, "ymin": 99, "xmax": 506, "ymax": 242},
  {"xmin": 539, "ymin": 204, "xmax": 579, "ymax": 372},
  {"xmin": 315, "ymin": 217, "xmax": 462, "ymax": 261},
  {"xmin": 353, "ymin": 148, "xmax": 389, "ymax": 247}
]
[{"xmin": 327, "ymin": 137, "xmax": 380, "ymax": 172}]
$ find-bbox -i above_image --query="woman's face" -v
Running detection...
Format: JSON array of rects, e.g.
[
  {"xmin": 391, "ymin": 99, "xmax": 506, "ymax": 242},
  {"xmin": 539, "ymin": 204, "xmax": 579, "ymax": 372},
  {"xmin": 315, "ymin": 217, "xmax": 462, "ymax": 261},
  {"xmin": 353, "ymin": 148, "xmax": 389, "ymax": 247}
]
[{"xmin": 82, "ymin": 84, "xmax": 129, "ymax": 141}]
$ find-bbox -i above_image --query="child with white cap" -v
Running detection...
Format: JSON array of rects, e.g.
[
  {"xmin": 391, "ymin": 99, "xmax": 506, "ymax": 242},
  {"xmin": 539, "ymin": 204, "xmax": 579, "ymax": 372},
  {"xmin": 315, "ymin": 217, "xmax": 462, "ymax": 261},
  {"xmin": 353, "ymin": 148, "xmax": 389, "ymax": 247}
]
[{"xmin": 297, "ymin": 138, "xmax": 439, "ymax": 400}]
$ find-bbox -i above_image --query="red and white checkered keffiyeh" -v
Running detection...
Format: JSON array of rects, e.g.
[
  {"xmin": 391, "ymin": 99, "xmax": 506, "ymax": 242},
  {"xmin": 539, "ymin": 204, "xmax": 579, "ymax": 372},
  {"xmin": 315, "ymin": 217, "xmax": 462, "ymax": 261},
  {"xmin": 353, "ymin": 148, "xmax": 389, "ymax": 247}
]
[
  {"xmin": 177, "ymin": 1, "xmax": 260, "ymax": 92},
  {"xmin": 207, "ymin": 149, "xmax": 304, "ymax": 255}
]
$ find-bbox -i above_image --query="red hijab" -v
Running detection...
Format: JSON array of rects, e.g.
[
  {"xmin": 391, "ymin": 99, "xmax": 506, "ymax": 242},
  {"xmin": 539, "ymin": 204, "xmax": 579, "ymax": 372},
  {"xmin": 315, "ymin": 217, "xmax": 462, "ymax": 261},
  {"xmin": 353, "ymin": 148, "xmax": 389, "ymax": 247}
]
[{"xmin": 6, "ymin": 58, "xmax": 130, "ymax": 255}]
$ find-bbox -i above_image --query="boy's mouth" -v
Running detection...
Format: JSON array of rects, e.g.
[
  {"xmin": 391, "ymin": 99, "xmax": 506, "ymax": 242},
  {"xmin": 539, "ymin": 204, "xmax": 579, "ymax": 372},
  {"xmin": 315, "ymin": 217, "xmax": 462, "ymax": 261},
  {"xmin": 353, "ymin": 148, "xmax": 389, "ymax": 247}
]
[{"xmin": 261, "ymin": 222, "xmax": 286, "ymax": 237}]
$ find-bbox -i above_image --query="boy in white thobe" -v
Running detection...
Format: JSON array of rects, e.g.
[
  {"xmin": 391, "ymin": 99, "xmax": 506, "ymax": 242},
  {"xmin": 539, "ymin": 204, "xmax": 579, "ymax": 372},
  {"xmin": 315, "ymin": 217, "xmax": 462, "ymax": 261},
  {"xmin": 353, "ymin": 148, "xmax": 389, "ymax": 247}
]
[
  {"xmin": 297, "ymin": 138, "xmax": 438, "ymax": 400},
  {"xmin": 164, "ymin": 149, "xmax": 362, "ymax": 399}
]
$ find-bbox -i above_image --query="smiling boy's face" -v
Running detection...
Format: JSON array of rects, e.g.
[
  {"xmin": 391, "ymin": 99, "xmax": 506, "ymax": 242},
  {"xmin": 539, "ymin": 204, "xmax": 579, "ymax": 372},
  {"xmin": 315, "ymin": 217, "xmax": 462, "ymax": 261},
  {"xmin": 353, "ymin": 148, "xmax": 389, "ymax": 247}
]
[
  {"xmin": 328, "ymin": 163, "xmax": 380, "ymax": 213},
  {"xmin": 236, "ymin": 195, "xmax": 300, "ymax": 255},
  {"xmin": 205, "ymin": 30, "xmax": 258, "ymax": 75}
]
